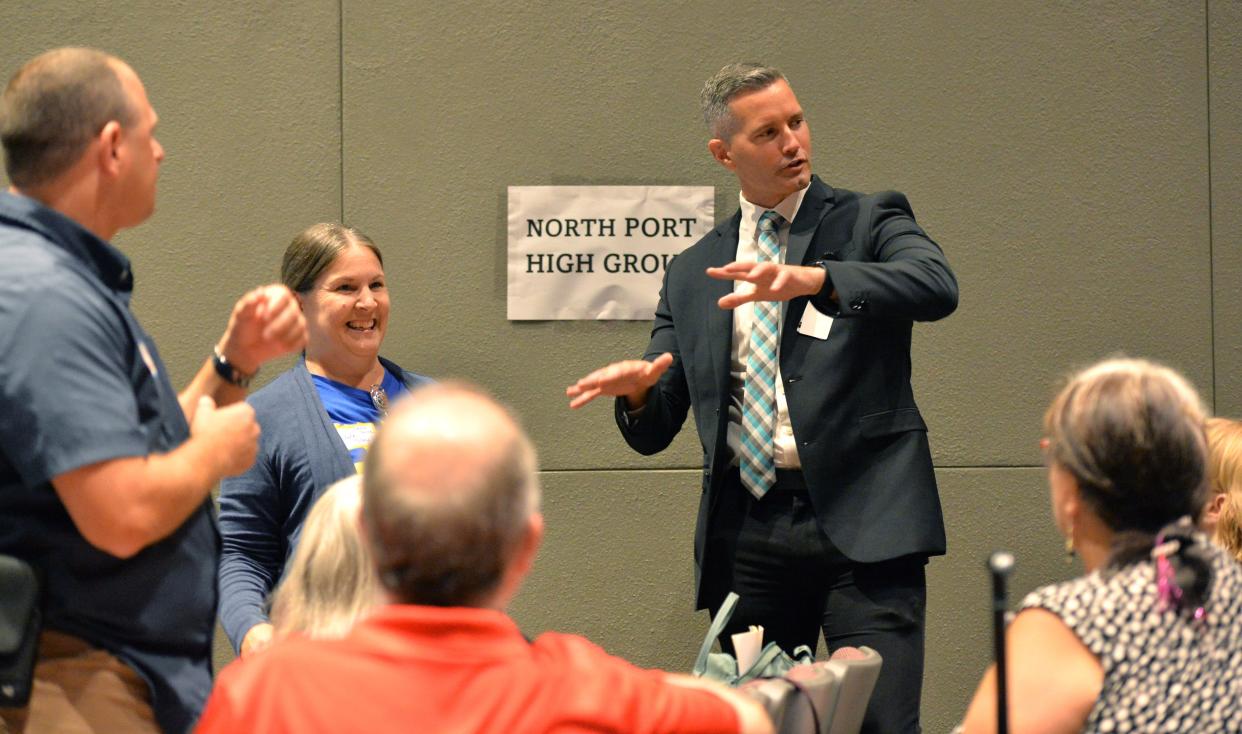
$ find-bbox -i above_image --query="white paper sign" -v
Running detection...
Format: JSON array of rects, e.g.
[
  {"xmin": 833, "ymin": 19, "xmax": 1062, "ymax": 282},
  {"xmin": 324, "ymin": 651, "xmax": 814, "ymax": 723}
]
[{"xmin": 507, "ymin": 185, "xmax": 714, "ymax": 320}]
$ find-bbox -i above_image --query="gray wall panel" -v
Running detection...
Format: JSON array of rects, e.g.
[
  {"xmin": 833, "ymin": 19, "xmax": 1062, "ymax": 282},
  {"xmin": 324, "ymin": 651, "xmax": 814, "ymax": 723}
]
[
  {"xmin": 343, "ymin": 1, "xmax": 1214, "ymax": 471},
  {"xmin": 0, "ymin": 1, "xmax": 1231, "ymax": 730},
  {"xmin": 1211, "ymin": 0, "xmax": 1242, "ymax": 418},
  {"xmin": 509, "ymin": 470, "xmax": 705, "ymax": 667},
  {"xmin": 0, "ymin": 0, "xmax": 342, "ymax": 386}
]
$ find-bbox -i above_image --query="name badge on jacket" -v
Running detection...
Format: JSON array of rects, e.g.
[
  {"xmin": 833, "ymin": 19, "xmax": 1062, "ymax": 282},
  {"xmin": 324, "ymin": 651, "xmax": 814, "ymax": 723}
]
[{"xmin": 797, "ymin": 303, "xmax": 834, "ymax": 340}]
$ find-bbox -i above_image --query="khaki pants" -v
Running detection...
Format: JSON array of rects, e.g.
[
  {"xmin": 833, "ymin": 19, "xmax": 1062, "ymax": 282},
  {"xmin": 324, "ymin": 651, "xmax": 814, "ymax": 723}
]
[{"xmin": 0, "ymin": 631, "xmax": 158, "ymax": 734}]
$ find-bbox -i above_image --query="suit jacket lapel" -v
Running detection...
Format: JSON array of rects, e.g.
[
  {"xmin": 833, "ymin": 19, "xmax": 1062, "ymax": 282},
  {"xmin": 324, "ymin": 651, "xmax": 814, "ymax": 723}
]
[
  {"xmin": 706, "ymin": 213, "xmax": 741, "ymax": 399},
  {"xmin": 785, "ymin": 176, "xmax": 833, "ymax": 267},
  {"xmin": 781, "ymin": 176, "xmax": 834, "ymax": 357},
  {"xmin": 705, "ymin": 179, "xmax": 833, "ymax": 394}
]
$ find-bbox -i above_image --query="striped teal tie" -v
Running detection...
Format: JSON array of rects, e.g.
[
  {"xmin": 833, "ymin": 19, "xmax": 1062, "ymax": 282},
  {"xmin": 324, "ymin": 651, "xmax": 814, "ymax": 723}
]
[{"xmin": 740, "ymin": 210, "xmax": 783, "ymax": 498}]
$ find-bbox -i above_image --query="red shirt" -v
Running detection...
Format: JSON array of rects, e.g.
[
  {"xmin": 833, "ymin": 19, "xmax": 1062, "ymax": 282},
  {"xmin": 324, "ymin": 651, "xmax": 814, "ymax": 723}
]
[{"xmin": 196, "ymin": 605, "xmax": 739, "ymax": 734}]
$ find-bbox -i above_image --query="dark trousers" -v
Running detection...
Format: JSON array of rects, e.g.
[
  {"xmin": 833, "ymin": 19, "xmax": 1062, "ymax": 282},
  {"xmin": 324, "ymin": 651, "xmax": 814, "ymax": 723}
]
[{"xmin": 709, "ymin": 468, "xmax": 927, "ymax": 734}]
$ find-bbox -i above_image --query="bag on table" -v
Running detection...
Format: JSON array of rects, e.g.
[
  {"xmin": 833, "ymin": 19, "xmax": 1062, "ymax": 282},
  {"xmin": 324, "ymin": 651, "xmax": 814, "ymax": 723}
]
[{"xmin": 692, "ymin": 592, "xmax": 814, "ymax": 685}]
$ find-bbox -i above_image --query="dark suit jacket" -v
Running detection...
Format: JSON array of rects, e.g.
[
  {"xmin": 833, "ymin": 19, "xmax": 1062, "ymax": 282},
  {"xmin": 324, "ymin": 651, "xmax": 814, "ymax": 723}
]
[{"xmin": 615, "ymin": 176, "xmax": 958, "ymax": 610}]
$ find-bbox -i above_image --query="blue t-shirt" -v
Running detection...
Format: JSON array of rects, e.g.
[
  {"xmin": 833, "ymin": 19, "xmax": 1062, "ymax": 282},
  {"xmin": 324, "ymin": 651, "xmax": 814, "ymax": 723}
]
[
  {"xmin": 0, "ymin": 192, "xmax": 217, "ymax": 734},
  {"xmin": 311, "ymin": 368, "xmax": 407, "ymax": 471}
]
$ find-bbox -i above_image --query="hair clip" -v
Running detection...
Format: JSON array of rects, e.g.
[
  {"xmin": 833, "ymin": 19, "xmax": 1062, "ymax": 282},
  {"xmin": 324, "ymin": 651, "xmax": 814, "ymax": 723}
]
[
  {"xmin": 1150, "ymin": 539, "xmax": 1179, "ymax": 559},
  {"xmin": 1152, "ymin": 534, "xmax": 1183, "ymax": 613}
]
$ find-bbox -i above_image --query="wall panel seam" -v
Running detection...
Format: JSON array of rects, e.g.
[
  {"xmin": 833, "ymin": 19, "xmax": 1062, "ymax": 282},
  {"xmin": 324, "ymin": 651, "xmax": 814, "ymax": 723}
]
[
  {"xmin": 338, "ymin": 0, "xmax": 346, "ymax": 222},
  {"xmin": 1206, "ymin": 0, "xmax": 1216, "ymax": 410}
]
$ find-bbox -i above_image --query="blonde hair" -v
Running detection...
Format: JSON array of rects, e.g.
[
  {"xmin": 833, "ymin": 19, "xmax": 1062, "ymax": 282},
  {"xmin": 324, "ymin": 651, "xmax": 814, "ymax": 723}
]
[
  {"xmin": 269, "ymin": 475, "xmax": 378, "ymax": 639},
  {"xmin": 1206, "ymin": 417, "xmax": 1242, "ymax": 562}
]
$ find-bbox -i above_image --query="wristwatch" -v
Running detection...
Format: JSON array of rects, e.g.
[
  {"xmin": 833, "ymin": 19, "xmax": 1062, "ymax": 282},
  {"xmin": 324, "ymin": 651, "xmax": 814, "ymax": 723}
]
[
  {"xmin": 811, "ymin": 259, "xmax": 836, "ymax": 290},
  {"xmin": 212, "ymin": 347, "xmax": 256, "ymax": 388}
]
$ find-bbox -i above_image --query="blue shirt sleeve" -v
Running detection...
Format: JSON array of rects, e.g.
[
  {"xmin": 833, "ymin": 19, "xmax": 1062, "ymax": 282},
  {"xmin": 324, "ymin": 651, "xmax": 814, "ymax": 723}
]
[
  {"xmin": 0, "ymin": 271, "xmax": 150, "ymax": 487},
  {"xmin": 217, "ymin": 428, "xmax": 286, "ymax": 652}
]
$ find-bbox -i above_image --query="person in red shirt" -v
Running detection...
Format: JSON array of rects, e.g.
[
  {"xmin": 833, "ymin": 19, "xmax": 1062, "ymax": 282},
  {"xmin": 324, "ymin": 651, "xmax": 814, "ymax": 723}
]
[{"xmin": 197, "ymin": 382, "xmax": 772, "ymax": 734}]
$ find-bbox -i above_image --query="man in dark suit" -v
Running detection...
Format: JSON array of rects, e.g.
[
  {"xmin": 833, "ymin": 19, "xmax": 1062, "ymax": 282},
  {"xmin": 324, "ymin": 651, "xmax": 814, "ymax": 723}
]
[{"xmin": 567, "ymin": 62, "xmax": 957, "ymax": 733}]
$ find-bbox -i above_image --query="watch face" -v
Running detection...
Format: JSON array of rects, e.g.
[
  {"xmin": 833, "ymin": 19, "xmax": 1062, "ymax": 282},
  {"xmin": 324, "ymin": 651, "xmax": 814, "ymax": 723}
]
[{"xmin": 213, "ymin": 350, "xmax": 250, "ymax": 387}]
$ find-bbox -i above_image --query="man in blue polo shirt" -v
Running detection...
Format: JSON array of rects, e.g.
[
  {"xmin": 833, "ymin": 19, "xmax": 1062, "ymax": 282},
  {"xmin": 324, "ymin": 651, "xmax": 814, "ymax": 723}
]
[{"xmin": 0, "ymin": 48, "xmax": 306, "ymax": 733}]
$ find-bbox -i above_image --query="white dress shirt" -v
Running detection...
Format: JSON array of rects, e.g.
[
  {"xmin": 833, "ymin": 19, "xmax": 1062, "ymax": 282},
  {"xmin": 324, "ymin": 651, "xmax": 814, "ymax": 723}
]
[{"xmin": 726, "ymin": 185, "xmax": 810, "ymax": 470}]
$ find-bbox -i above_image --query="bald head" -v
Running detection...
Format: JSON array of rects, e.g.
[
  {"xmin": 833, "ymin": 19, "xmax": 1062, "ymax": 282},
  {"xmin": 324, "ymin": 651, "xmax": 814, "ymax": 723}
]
[
  {"xmin": 370, "ymin": 385, "xmax": 532, "ymax": 503},
  {"xmin": 1, "ymin": 47, "xmax": 135, "ymax": 187},
  {"xmin": 361, "ymin": 383, "xmax": 541, "ymax": 608}
]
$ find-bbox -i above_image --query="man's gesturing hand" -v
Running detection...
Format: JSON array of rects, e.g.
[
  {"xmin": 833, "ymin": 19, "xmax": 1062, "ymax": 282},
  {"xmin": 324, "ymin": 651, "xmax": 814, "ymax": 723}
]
[
  {"xmin": 706, "ymin": 262, "xmax": 830, "ymax": 310},
  {"xmin": 565, "ymin": 353, "xmax": 674, "ymax": 410}
]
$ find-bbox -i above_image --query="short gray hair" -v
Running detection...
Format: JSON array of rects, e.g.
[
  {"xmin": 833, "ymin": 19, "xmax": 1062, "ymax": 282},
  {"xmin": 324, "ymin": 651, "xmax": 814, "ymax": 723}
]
[
  {"xmin": 700, "ymin": 62, "xmax": 785, "ymax": 139},
  {"xmin": 361, "ymin": 382, "xmax": 542, "ymax": 608},
  {"xmin": 1, "ymin": 47, "xmax": 134, "ymax": 187}
]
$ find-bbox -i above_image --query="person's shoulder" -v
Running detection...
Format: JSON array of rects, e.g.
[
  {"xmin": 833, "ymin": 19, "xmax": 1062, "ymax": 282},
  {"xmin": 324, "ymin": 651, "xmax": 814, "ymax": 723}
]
[
  {"xmin": 0, "ymin": 229, "xmax": 97, "ymax": 296},
  {"xmin": 847, "ymin": 188, "xmax": 913, "ymax": 216},
  {"xmin": 1209, "ymin": 543, "xmax": 1242, "ymax": 603},
  {"xmin": 0, "ymin": 226, "xmax": 53, "ymax": 265},
  {"xmin": 531, "ymin": 630, "xmax": 625, "ymax": 669},
  {"xmin": 248, "ymin": 365, "xmax": 309, "ymax": 411},
  {"xmin": 400, "ymin": 371, "xmax": 433, "ymax": 389},
  {"xmin": 1023, "ymin": 563, "xmax": 1160, "ymax": 629},
  {"xmin": 531, "ymin": 629, "xmax": 604, "ymax": 653},
  {"xmin": 0, "ymin": 259, "xmax": 120, "ymax": 348},
  {"xmin": 664, "ymin": 216, "xmax": 733, "ymax": 277},
  {"xmin": 817, "ymin": 180, "xmax": 912, "ymax": 214},
  {"xmin": 378, "ymin": 356, "xmax": 432, "ymax": 390},
  {"xmin": 691, "ymin": 213, "xmax": 737, "ymax": 249},
  {"xmin": 1020, "ymin": 572, "xmax": 1103, "ymax": 615},
  {"xmin": 528, "ymin": 631, "xmax": 670, "ymax": 705},
  {"xmin": 201, "ymin": 636, "xmax": 354, "ymax": 733}
]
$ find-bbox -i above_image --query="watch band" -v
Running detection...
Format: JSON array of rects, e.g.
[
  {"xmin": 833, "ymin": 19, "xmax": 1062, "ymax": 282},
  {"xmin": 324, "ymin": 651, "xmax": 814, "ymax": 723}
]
[
  {"xmin": 812, "ymin": 258, "xmax": 835, "ymax": 287},
  {"xmin": 212, "ymin": 347, "xmax": 256, "ymax": 388}
]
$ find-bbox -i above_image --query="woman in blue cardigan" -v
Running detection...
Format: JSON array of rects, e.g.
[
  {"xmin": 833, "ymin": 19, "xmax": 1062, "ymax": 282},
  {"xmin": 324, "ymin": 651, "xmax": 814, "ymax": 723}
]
[{"xmin": 217, "ymin": 223, "xmax": 431, "ymax": 656}]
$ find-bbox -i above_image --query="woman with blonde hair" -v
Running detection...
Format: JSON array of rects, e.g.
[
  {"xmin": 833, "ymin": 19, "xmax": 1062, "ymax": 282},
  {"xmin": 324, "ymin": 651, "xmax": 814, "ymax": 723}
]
[
  {"xmin": 961, "ymin": 357, "xmax": 1242, "ymax": 734},
  {"xmin": 1204, "ymin": 417, "xmax": 1242, "ymax": 562},
  {"xmin": 268, "ymin": 475, "xmax": 378, "ymax": 639}
]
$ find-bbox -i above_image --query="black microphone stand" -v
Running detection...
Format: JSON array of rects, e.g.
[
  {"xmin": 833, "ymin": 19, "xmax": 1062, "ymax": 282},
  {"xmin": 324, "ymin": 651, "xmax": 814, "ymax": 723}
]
[{"xmin": 988, "ymin": 551, "xmax": 1015, "ymax": 734}]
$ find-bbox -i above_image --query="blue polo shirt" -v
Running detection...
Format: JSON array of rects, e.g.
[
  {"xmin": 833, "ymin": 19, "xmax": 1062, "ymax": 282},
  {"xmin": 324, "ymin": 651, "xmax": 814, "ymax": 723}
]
[{"xmin": 0, "ymin": 192, "xmax": 217, "ymax": 733}]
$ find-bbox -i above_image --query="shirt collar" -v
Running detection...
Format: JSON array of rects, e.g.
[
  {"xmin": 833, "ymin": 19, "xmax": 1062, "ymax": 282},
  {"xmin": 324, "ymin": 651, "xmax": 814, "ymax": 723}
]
[
  {"xmin": 0, "ymin": 191, "xmax": 134, "ymax": 295},
  {"xmin": 350, "ymin": 604, "xmax": 532, "ymax": 661},
  {"xmin": 738, "ymin": 184, "xmax": 809, "ymax": 229}
]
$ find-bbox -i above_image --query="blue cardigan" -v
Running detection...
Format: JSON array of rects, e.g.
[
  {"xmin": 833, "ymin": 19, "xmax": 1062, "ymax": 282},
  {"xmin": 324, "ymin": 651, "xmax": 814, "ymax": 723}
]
[{"xmin": 216, "ymin": 357, "xmax": 430, "ymax": 651}]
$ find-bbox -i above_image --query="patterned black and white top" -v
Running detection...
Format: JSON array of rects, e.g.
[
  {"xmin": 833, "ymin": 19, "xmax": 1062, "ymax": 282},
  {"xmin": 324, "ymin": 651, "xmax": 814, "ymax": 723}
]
[{"xmin": 1021, "ymin": 540, "xmax": 1242, "ymax": 733}]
